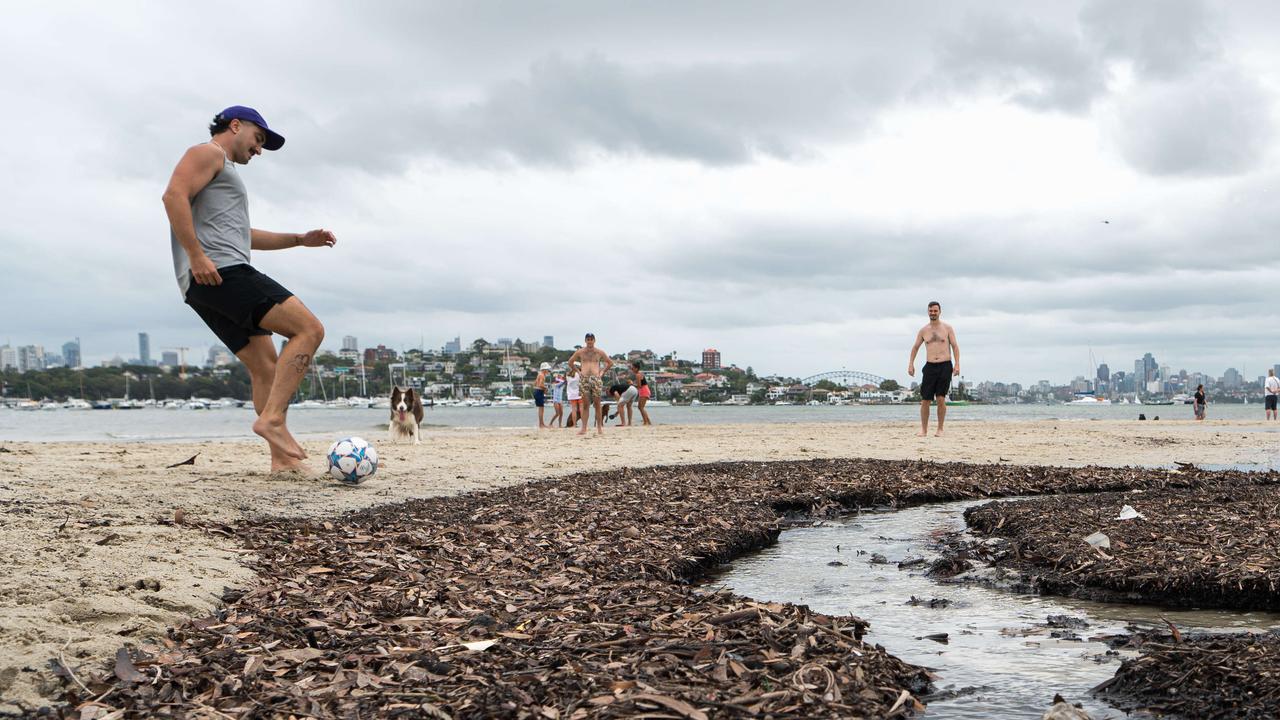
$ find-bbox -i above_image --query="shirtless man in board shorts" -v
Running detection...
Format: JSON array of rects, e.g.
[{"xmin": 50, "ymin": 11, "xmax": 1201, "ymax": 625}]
[
  {"xmin": 907, "ymin": 301, "xmax": 960, "ymax": 437},
  {"xmin": 568, "ymin": 333, "xmax": 613, "ymax": 435}
]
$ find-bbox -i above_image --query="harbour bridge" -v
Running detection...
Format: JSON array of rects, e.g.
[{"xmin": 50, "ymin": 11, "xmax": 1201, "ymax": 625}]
[{"xmin": 800, "ymin": 370, "xmax": 888, "ymax": 388}]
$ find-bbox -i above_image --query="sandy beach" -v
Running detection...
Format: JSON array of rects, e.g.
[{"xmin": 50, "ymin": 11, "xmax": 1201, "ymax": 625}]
[{"xmin": 0, "ymin": 418, "xmax": 1273, "ymax": 711}]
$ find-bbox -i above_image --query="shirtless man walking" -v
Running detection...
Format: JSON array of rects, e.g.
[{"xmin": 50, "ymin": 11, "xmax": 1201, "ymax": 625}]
[
  {"xmin": 568, "ymin": 333, "xmax": 613, "ymax": 435},
  {"xmin": 907, "ymin": 301, "xmax": 960, "ymax": 437},
  {"xmin": 163, "ymin": 106, "xmax": 336, "ymax": 472}
]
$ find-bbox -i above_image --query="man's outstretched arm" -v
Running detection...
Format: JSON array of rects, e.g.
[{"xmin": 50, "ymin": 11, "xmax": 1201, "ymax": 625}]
[
  {"xmin": 949, "ymin": 327, "xmax": 961, "ymax": 375},
  {"xmin": 251, "ymin": 228, "xmax": 338, "ymax": 251}
]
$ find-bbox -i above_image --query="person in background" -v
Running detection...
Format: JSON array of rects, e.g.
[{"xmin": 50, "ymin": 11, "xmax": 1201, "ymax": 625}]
[
  {"xmin": 1266, "ymin": 369, "xmax": 1279, "ymax": 420},
  {"xmin": 548, "ymin": 371, "xmax": 566, "ymax": 427},
  {"xmin": 632, "ymin": 361, "xmax": 653, "ymax": 426},
  {"xmin": 564, "ymin": 363, "xmax": 582, "ymax": 429},
  {"xmin": 1193, "ymin": 384, "xmax": 1206, "ymax": 421},
  {"xmin": 533, "ymin": 362, "xmax": 550, "ymax": 428}
]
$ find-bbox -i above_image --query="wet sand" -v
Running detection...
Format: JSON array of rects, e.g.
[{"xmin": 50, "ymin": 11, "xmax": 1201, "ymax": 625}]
[{"xmin": 0, "ymin": 418, "xmax": 1272, "ymax": 710}]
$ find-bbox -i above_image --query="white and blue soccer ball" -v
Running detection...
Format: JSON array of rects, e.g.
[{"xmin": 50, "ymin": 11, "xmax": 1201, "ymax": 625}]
[{"xmin": 326, "ymin": 437, "xmax": 378, "ymax": 484}]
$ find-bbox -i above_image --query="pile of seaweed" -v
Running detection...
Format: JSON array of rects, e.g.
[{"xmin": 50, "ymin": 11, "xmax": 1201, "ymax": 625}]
[
  {"xmin": 961, "ymin": 479, "xmax": 1280, "ymax": 609},
  {"xmin": 1096, "ymin": 631, "xmax": 1280, "ymax": 719},
  {"xmin": 34, "ymin": 459, "xmax": 1277, "ymax": 718}
]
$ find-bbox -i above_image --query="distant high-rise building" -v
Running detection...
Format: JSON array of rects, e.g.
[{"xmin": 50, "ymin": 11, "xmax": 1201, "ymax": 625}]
[
  {"xmin": 138, "ymin": 332, "xmax": 151, "ymax": 366},
  {"xmin": 702, "ymin": 348, "xmax": 721, "ymax": 369},
  {"xmin": 63, "ymin": 338, "xmax": 81, "ymax": 368},
  {"xmin": 1223, "ymin": 367, "xmax": 1242, "ymax": 389},
  {"xmin": 161, "ymin": 350, "xmax": 180, "ymax": 367},
  {"xmin": 1142, "ymin": 353, "xmax": 1157, "ymax": 382},
  {"xmin": 543, "ymin": 335, "xmax": 554, "ymax": 349},
  {"xmin": 0, "ymin": 345, "xmax": 16, "ymax": 371},
  {"xmin": 342, "ymin": 336, "xmax": 358, "ymax": 351},
  {"xmin": 1096, "ymin": 363, "xmax": 1109, "ymax": 382},
  {"xmin": 444, "ymin": 336, "xmax": 462, "ymax": 355},
  {"xmin": 207, "ymin": 345, "xmax": 234, "ymax": 368},
  {"xmin": 1273, "ymin": 364, "xmax": 1280, "ymax": 379},
  {"xmin": 18, "ymin": 345, "xmax": 44, "ymax": 372},
  {"xmin": 496, "ymin": 337, "xmax": 513, "ymax": 349}
]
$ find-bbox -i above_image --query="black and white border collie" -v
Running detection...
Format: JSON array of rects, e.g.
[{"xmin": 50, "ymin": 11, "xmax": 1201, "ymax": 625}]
[{"xmin": 389, "ymin": 387, "xmax": 424, "ymax": 445}]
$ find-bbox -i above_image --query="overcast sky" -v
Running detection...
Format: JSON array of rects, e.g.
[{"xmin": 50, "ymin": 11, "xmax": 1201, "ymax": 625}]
[{"xmin": 2, "ymin": 1, "xmax": 1278, "ymax": 384}]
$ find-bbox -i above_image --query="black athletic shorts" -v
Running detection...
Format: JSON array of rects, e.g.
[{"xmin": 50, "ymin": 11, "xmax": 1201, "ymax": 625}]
[
  {"xmin": 184, "ymin": 264, "xmax": 293, "ymax": 354},
  {"xmin": 1268, "ymin": 395, "xmax": 1278, "ymax": 411},
  {"xmin": 920, "ymin": 360, "xmax": 953, "ymax": 400},
  {"xmin": 533, "ymin": 389, "xmax": 546, "ymax": 407}
]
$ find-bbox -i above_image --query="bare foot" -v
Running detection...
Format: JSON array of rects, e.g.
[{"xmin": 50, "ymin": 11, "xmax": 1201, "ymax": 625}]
[
  {"xmin": 254, "ymin": 415, "xmax": 306, "ymax": 461},
  {"xmin": 578, "ymin": 429, "xmax": 587, "ymax": 436},
  {"xmin": 916, "ymin": 431, "xmax": 928, "ymax": 437},
  {"xmin": 935, "ymin": 430, "xmax": 945, "ymax": 437},
  {"xmin": 267, "ymin": 443, "xmax": 308, "ymax": 473}
]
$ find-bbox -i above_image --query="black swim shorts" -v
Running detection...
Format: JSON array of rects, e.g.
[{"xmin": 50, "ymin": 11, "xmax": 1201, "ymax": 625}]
[
  {"xmin": 184, "ymin": 264, "xmax": 294, "ymax": 354},
  {"xmin": 920, "ymin": 360, "xmax": 953, "ymax": 400},
  {"xmin": 1268, "ymin": 395, "xmax": 1278, "ymax": 411},
  {"xmin": 533, "ymin": 388, "xmax": 546, "ymax": 407}
]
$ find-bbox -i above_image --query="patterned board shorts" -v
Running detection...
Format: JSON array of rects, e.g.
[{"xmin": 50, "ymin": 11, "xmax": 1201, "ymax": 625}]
[{"xmin": 579, "ymin": 374, "xmax": 603, "ymax": 402}]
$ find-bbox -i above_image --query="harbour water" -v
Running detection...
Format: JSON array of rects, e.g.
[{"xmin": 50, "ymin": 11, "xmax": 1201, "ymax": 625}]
[
  {"xmin": 717, "ymin": 499, "xmax": 1280, "ymax": 719},
  {"xmin": 2, "ymin": 402, "xmax": 1278, "ymax": 443}
]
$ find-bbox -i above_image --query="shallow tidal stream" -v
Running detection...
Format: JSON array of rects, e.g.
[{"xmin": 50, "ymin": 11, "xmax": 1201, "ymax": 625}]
[{"xmin": 716, "ymin": 499, "xmax": 1280, "ymax": 719}]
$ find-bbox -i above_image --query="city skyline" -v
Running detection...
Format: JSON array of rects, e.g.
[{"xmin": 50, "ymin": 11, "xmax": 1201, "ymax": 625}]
[
  {"xmin": 4, "ymin": 330, "xmax": 1278, "ymax": 390},
  {"xmin": 4, "ymin": 2, "xmax": 1280, "ymax": 385}
]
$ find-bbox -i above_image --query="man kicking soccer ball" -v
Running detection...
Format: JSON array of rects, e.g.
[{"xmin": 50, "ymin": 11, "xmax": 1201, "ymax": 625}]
[{"xmin": 162, "ymin": 105, "xmax": 336, "ymax": 472}]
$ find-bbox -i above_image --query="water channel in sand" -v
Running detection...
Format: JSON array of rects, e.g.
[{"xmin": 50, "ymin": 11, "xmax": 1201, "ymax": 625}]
[{"xmin": 715, "ymin": 498, "xmax": 1280, "ymax": 719}]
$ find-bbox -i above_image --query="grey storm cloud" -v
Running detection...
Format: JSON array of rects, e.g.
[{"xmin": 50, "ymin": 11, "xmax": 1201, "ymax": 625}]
[
  {"xmin": 308, "ymin": 54, "xmax": 896, "ymax": 171},
  {"xmin": 925, "ymin": 12, "xmax": 1106, "ymax": 113},
  {"xmin": 1079, "ymin": 0, "xmax": 1222, "ymax": 80},
  {"xmin": 1107, "ymin": 66, "xmax": 1274, "ymax": 177}
]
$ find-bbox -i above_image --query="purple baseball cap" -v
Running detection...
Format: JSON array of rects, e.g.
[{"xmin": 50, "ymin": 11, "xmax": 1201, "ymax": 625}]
[{"xmin": 217, "ymin": 105, "xmax": 285, "ymax": 150}]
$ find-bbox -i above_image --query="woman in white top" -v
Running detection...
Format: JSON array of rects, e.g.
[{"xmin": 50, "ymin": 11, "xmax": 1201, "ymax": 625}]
[{"xmin": 565, "ymin": 365, "xmax": 582, "ymax": 428}]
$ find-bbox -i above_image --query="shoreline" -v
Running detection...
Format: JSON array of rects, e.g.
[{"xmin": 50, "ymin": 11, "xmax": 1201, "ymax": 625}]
[{"xmin": 2, "ymin": 419, "xmax": 1278, "ymax": 712}]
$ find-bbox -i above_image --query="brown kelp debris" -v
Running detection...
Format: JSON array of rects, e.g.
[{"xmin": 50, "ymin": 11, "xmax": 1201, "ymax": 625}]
[
  {"xmin": 1095, "ymin": 631, "xmax": 1280, "ymax": 719},
  {"xmin": 36, "ymin": 459, "xmax": 1280, "ymax": 718},
  {"xmin": 961, "ymin": 480, "xmax": 1280, "ymax": 609}
]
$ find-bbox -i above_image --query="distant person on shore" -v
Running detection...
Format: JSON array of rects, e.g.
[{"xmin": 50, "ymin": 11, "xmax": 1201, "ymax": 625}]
[
  {"xmin": 632, "ymin": 361, "xmax": 653, "ymax": 425},
  {"xmin": 568, "ymin": 333, "xmax": 613, "ymax": 435},
  {"xmin": 907, "ymin": 301, "xmax": 960, "ymax": 437},
  {"xmin": 609, "ymin": 380, "xmax": 638, "ymax": 426},
  {"xmin": 1193, "ymin": 384, "xmax": 1206, "ymax": 421},
  {"xmin": 565, "ymin": 364, "xmax": 582, "ymax": 428},
  {"xmin": 162, "ymin": 106, "xmax": 336, "ymax": 472},
  {"xmin": 548, "ymin": 372, "xmax": 566, "ymax": 427},
  {"xmin": 533, "ymin": 362, "xmax": 550, "ymax": 428},
  {"xmin": 1266, "ymin": 370, "xmax": 1280, "ymax": 420}
]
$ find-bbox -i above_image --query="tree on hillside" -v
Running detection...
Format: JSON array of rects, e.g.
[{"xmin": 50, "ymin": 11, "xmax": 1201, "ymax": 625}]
[{"xmin": 879, "ymin": 379, "xmax": 901, "ymax": 391}]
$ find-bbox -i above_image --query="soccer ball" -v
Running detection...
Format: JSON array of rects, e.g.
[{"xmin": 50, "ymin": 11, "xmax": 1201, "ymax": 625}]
[{"xmin": 326, "ymin": 437, "xmax": 378, "ymax": 484}]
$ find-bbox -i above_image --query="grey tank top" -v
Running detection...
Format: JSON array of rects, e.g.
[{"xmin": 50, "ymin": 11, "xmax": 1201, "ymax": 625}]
[{"xmin": 171, "ymin": 147, "xmax": 251, "ymax": 297}]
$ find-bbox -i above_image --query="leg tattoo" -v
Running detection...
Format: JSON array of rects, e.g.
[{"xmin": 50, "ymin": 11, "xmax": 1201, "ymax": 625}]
[{"xmin": 289, "ymin": 353, "xmax": 312, "ymax": 375}]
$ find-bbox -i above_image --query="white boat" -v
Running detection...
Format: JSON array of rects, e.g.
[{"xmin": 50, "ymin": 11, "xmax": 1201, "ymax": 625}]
[
  {"xmin": 289, "ymin": 399, "xmax": 326, "ymax": 410},
  {"xmin": 185, "ymin": 399, "xmax": 209, "ymax": 410},
  {"xmin": 344, "ymin": 396, "xmax": 372, "ymax": 408},
  {"xmin": 724, "ymin": 395, "xmax": 750, "ymax": 406},
  {"xmin": 62, "ymin": 398, "xmax": 92, "ymax": 410},
  {"xmin": 492, "ymin": 395, "xmax": 533, "ymax": 408},
  {"xmin": 39, "ymin": 401, "xmax": 60, "ymax": 411},
  {"xmin": 370, "ymin": 398, "xmax": 391, "ymax": 410},
  {"xmin": 1068, "ymin": 394, "xmax": 1111, "ymax": 405},
  {"xmin": 13, "ymin": 400, "xmax": 40, "ymax": 411},
  {"xmin": 645, "ymin": 400, "xmax": 671, "ymax": 407}
]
